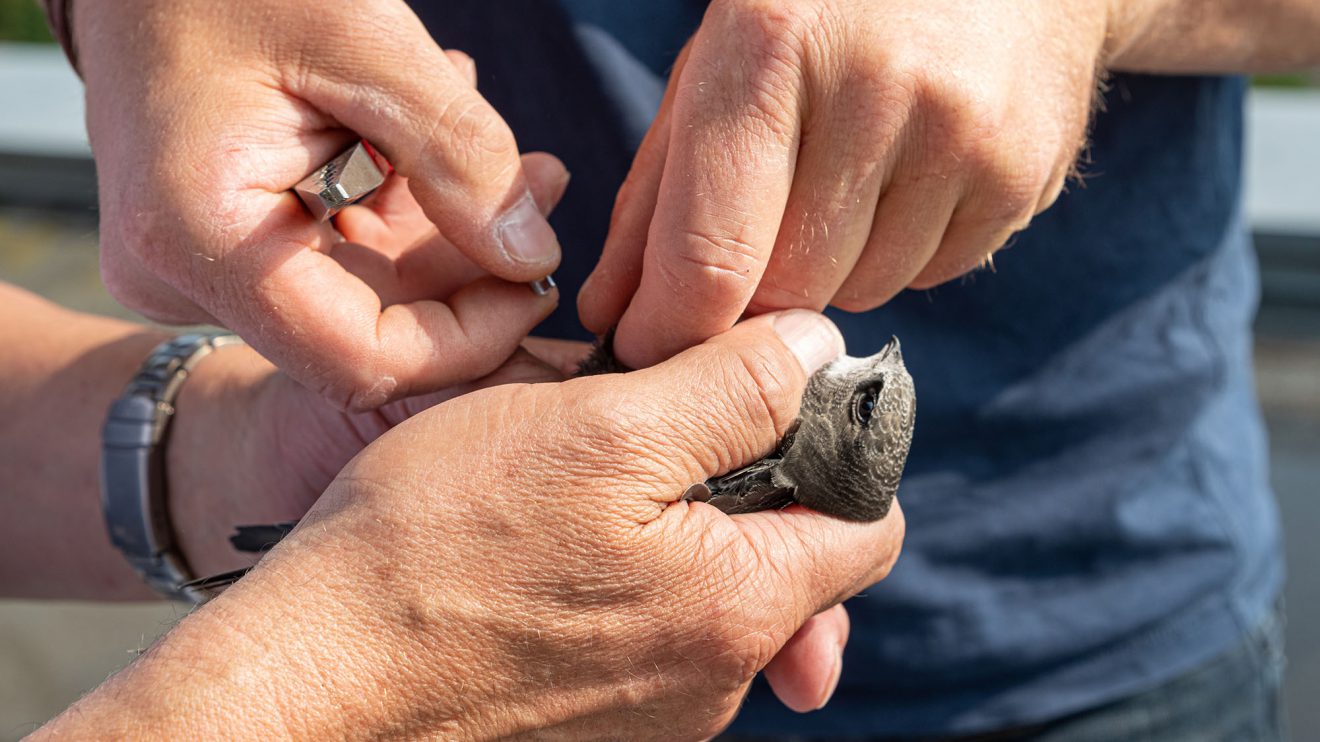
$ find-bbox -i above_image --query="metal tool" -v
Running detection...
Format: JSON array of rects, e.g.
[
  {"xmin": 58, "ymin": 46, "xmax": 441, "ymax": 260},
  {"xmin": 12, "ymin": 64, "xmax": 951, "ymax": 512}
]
[
  {"xmin": 294, "ymin": 141, "xmax": 389, "ymax": 221},
  {"xmin": 529, "ymin": 275, "xmax": 557, "ymax": 295},
  {"xmin": 295, "ymin": 141, "xmax": 555, "ymax": 294}
]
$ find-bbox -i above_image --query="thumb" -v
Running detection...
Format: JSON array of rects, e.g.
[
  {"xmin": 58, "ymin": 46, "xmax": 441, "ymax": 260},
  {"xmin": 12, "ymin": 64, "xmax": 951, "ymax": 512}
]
[
  {"xmin": 617, "ymin": 310, "xmax": 844, "ymax": 492},
  {"xmin": 626, "ymin": 311, "xmax": 903, "ymax": 641},
  {"xmin": 291, "ymin": 16, "xmax": 560, "ymax": 282}
]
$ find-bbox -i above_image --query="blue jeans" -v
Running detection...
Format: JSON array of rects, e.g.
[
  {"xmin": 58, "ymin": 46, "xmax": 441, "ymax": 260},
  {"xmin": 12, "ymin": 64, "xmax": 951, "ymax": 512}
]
[{"xmin": 725, "ymin": 602, "xmax": 1289, "ymax": 742}]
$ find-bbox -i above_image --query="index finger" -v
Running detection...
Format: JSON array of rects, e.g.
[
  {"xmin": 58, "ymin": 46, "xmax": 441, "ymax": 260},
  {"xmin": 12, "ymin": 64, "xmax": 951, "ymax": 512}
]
[
  {"xmin": 216, "ymin": 199, "xmax": 556, "ymax": 410},
  {"xmin": 611, "ymin": 23, "xmax": 803, "ymax": 368},
  {"xmin": 285, "ymin": 12, "xmax": 561, "ymax": 283},
  {"xmin": 607, "ymin": 310, "xmax": 842, "ymax": 503}
]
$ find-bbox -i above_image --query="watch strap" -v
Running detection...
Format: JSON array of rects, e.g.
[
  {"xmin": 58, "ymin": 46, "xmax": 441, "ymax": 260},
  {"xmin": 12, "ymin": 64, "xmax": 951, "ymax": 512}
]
[{"xmin": 101, "ymin": 332, "xmax": 242, "ymax": 602}]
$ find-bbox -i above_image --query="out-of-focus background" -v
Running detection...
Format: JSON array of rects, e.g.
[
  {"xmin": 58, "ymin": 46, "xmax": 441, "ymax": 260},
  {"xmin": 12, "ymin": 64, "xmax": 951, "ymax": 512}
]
[{"xmin": 0, "ymin": 3, "xmax": 1317, "ymax": 739}]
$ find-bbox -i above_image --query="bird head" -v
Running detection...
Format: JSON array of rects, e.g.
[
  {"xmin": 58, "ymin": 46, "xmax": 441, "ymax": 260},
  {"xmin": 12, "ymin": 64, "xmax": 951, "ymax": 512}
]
[{"xmin": 779, "ymin": 337, "xmax": 915, "ymax": 521}]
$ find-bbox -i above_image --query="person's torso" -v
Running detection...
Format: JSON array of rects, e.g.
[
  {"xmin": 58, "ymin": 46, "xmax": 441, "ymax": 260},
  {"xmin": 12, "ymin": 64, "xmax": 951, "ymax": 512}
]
[{"xmin": 411, "ymin": 2, "xmax": 1283, "ymax": 735}]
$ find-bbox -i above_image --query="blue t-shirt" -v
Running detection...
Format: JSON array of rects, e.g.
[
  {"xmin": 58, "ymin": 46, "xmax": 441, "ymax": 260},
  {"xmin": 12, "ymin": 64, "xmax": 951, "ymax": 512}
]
[{"xmin": 415, "ymin": 2, "xmax": 1284, "ymax": 736}]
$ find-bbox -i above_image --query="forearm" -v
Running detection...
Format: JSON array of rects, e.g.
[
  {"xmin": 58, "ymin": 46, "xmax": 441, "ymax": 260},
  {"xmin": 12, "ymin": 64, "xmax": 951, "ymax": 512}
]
[
  {"xmin": 33, "ymin": 514, "xmax": 484, "ymax": 741},
  {"xmin": 0, "ymin": 283, "xmax": 167, "ymax": 598},
  {"xmin": 1107, "ymin": 0, "xmax": 1320, "ymax": 73},
  {"xmin": 31, "ymin": 605, "xmax": 298, "ymax": 740},
  {"xmin": 0, "ymin": 282, "xmax": 270, "ymax": 599}
]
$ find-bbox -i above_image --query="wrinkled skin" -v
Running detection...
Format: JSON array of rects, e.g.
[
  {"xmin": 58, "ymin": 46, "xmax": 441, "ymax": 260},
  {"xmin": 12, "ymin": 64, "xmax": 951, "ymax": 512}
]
[
  {"xmin": 165, "ymin": 338, "xmax": 577, "ymax": 581},
  {"xmin": 183, "ymin": 317, "xmax": 872, "ymax": 719},
  {"xmin": 75, "ymin": 0, "xmax": 1320, "ymax": 410},
  {"xmin": 580, "ymin": 0, "xmax": 1111, "ymax": 368},
  {"xmin": 75, "ymin": 0, "xmax": 564, "ymax": 410},
  {"xmin": 38, "ymin": 313, "xmax": 904, "ymax": 740}
]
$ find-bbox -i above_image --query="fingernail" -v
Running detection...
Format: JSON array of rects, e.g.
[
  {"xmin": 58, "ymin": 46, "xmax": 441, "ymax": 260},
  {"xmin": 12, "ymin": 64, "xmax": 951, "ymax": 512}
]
[
  {"xmin": 816, "ymin": 647, "xmax": 843, "ymax": 710},
  {"xmin": 773, "ymin": 309, "xmax": 844, "ymax": 375},
  {"xmin": 498, "ymin": 194, "xmax": 561, "ymax": 265}
]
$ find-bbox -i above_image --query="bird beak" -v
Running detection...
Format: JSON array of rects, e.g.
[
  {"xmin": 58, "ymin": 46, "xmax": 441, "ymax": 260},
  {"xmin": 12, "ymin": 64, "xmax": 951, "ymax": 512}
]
[{"xmin": 879, "ymin": 335, "xmax": 902, "ymax": 363}]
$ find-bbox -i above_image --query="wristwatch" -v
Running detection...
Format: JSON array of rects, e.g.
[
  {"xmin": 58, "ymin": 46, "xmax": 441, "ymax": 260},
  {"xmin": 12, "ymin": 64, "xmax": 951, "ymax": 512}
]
[{"xmin": 101, "ymin": 332, "xmax": 243, "ymax": 603}]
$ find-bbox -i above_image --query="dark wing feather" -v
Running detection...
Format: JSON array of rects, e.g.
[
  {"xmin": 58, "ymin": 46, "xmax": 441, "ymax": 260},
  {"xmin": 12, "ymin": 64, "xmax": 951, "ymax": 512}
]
[
  {"xmin": 183, "ymin": 521, "xmax": 300, "ymax": 598},
  {"xmin": 180, "ymin": 567, "xmax": 252, "ymax": 596},
  {"xmin": 230, "ymin": 521, "xmax": 299, "ymax": 553},
  {"xmin": 689, "ymin": 458, "xmax": 797, "ymax": 515}
]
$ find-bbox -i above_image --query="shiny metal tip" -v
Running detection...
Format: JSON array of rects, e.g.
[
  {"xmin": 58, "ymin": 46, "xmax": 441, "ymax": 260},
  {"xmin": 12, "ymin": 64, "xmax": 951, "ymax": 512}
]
[
  {"xmin": 529, "ymin": 275, "xmax": 557, "ymax": 296},
  {"xmin": 294, "ymin": 141, "xmax": 389, "ymax": 222}
]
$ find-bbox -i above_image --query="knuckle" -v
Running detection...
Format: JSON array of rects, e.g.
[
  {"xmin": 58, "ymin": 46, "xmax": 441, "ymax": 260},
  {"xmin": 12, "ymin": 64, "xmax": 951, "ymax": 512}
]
[
  {"xmin": 938, "ymin": 105, "xmax": 1008, "ymax": 175},
  {"xmin": 658, "ymin": 228, "xmax": 761, "ymax": 304},
  {"xmin": 845, "ymin": 77, "xmax": 915, "ymax": 158},
  {"xmin": 914, "ymin": 74, "xmax": 1016, "ymax": 182},
  {"xmin": 925, "ymin": 99, "xmax": 1056, "ymax": 231},
  {"xmin": 849, "ymin": 41, "xmax": 924, "ymax": 123},
  {"xmin": 748, "ymin": 276, "xmax": 827, "ymax": 313},
  {"xmin": 995, "ymin": 178, "xmax": 1043, "ymax": 227},
  {"xmin": 692, "ymin": 1, "xmax": 813, "ymax": 140},
  {"xmin": 426, "ymin": 94, "xmax": 518, "ymax": 184},
  {"xmin": 313, "ymin": 377, "xmax": 361, "ymax": 414},
  {"xmin": 682, "ymin": 226, "xmax": 759, "ymax": 268},
  {"xmin": 721, "ymin": 0, "xmax": 816, "ymax": 65},
  {"xmin": 724, "ymin": 340, "xmax": 799, "ymax": 438},
  {"xmin": 739, "ymin": 84, "xmax": 801, "ymax": 146},
  {"xmin": 105, "ymin": 206, "xmax": 169, "ymax": 266},
  {"xmin": 308, "ymin": 361, "xmax": 390, "ymax": 413},
  {"xmin": 447, "ymin": 98, "xmax": 513, "ymax": 158},
  {"xmin": 344, "ymin": 377, "xmax": 400, "ymax": 412},
  {"xmin": 978, "ymin": 162, "xmax": 1046, "ymax": 229},
  {"xmin": 98, "ymin": 252, "xmax": 148, "ymax": 308}
]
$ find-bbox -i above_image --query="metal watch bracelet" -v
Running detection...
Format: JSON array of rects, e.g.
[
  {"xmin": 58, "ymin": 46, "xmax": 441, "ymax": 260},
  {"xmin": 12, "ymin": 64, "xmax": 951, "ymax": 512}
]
[{"xmin": 101, "ymin": 332, "xmax": 243, "ymax": 603}]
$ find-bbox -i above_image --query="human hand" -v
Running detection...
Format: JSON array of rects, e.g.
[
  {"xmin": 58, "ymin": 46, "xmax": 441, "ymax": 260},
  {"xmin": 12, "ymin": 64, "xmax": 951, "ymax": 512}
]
[
  {"xmin": 162, "ymin": 336, "xmax": 579, "ymax": 582},
  {"xmin": 75, "ymin": 0, "xmax": 564, "ymax": 409},
  {"xmin": 169, "ymin": 323, "xmax": 850, "ymax": 716},
  {"xmin": 42, "ymin": 311, "xmax": 903, "ymax": 739},
  {"xmin": 579, "ymin": 0, "xmax": 1110, "ymax": 367}
]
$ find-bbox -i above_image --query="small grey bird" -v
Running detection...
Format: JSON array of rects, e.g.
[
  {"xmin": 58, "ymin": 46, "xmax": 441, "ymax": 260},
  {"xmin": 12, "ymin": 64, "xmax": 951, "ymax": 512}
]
[
  {"xmin": 579, "ymin": 333, "xmax": 916, "ymax": 522},
  {"xmin": 197, "ymin": 332, "xmax": 915, "ymax": 593}
]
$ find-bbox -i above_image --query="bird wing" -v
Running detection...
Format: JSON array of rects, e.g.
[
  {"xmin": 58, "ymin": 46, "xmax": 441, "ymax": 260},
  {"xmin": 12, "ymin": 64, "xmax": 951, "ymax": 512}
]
[{"xmin": 691, "ymin": 458, "xmax": 797, "ymax": 515}]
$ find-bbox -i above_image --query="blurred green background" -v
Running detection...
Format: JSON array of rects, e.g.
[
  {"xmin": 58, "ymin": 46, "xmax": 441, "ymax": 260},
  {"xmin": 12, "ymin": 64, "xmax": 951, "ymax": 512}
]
[{"xmin": 0, "ymin": 0, "xmax": 52, "ymax": 43}]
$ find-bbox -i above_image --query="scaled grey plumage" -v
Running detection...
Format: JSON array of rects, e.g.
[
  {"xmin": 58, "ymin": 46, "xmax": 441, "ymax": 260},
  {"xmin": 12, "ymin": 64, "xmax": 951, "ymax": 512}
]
[{"xmin": 579, "ymin": 334, "xmax": 916, "ymax": 522}]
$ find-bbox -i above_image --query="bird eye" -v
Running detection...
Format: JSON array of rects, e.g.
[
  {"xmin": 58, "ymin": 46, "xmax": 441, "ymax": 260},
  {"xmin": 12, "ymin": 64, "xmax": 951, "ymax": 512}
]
[{"xmin": 853, "ymin": 382, "xmax": 883, "ymax": 426}]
